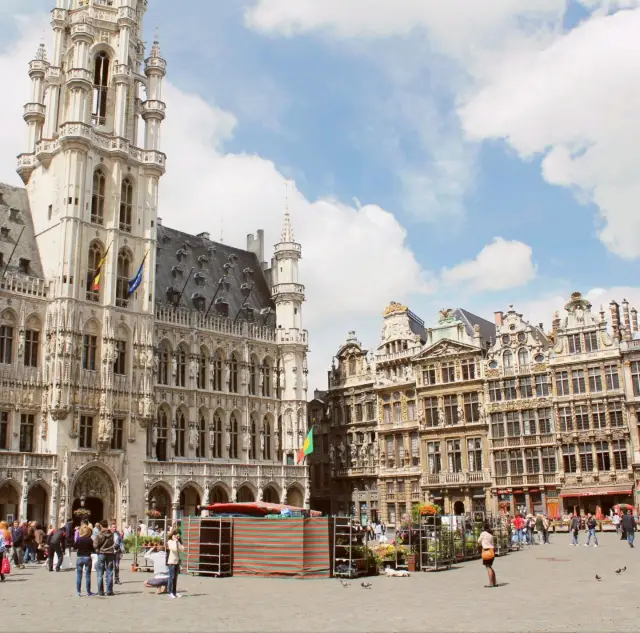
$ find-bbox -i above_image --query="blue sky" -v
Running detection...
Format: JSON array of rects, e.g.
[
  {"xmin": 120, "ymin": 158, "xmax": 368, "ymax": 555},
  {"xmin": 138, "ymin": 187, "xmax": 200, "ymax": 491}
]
[{"xmin": 2, "ymin": 0, "xmax": 640, "ymax": 388}]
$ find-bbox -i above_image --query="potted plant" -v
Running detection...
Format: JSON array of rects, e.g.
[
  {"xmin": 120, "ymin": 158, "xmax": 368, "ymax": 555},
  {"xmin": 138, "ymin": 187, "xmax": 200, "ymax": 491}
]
[
  {"xmin": 145, "ymin": 509, "xmax": 162, "ymax": 519},
  {"xmin": 73, "ymin": 508, "xmax": 91, "ymax": 520}
]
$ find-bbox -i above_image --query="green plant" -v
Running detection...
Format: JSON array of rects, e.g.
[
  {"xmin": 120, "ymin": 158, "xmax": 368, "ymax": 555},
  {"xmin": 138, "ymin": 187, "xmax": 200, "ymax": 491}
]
[{"xmin": 123, "ymin": 534, "xmax": 163, "ymax": 554}]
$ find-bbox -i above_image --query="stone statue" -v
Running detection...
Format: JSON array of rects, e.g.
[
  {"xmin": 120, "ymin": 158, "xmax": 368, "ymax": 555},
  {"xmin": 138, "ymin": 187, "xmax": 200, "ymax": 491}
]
[
  {"xmin": 189, "ymin": 424, "xmax": 198, "ymax": 448},
  {"xmin": 209, "ymin": 426, "xmax": 215, "ymax": 448},
  {"xmin": 437, "ymin": 408, "xmax": 445, "ymax": 426},
  {"xmin": 151, "ymin": 424, "xmax": 158, "ymax": 445},
  {"xmin": 189, "ymin": 357, "xmax": 198, "ymax": 380},
  {"xmin": 260, "ymin": 433, "xmax": 265, "ymax": 453},
  {"xmin": 457, "ymin": 404, "xmax": 464, "ymax": 423},
  {"xmin": 329, "ymin": 445, "xmax": 335, "ymax": 464},
  {"xmin": 18, "ymin": 332, "xmax": 25, "ymax": 359},
  {"xmin": 350, "ymin": 444, "xmax": 357, "ymax": 463},
  {"xmin": 171, "ymin": 423, "xmax": 177, "ymax": 446},
  {"xmin": 171, "ymin": 356, "xmax": 177, "ymax": 379}
]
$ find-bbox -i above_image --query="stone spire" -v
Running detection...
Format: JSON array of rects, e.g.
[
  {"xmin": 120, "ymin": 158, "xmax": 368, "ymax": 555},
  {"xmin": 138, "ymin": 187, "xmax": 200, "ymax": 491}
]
[
  {"xmin": 281, "ymin": 181, "xmax": 295, "ymax": 243},
  {"xmin": 151, "ymin": 26, "xmax": 162, "ymax": 58},
  {"xmin": 35, "ymin": 41, "xmax": 47, "ymax": 62}
]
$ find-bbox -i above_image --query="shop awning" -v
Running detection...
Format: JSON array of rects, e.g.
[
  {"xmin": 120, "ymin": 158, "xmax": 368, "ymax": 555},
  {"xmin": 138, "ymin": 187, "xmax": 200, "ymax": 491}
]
[{"xmin": 560, "ymin": 485, "xmax": 633, "ymax": 498}]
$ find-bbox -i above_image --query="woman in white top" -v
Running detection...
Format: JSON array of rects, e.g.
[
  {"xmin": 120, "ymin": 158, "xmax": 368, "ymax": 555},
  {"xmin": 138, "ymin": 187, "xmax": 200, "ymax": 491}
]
[{"xmin": 477, "ymin": 521, "xmax": 497, "ymax": 588}]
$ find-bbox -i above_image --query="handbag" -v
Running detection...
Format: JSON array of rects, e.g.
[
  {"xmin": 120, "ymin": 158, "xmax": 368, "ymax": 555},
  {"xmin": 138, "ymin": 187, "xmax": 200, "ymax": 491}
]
[
  {"xmin": 481, "ymin": 548, "xmax": 495, "ymax": 562},
  {"xmin": 1, "ymin": 556, "xmax": 11, "ymax": 575}
]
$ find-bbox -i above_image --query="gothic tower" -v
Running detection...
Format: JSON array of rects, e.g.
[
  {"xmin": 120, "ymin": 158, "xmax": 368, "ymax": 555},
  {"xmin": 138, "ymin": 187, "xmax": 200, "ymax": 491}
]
[
  {"xmin": 16, "ymin": 0, "xmax": 165, "ymax": 524},
  {"xmin": 272, "ymin": 207, "xmax": 309, "ymax": 475}
]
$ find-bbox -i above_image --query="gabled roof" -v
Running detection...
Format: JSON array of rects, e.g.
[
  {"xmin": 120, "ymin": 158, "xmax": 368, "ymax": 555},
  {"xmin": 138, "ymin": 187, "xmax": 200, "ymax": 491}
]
[
  {"xmin": 155, "ymin": 224, "xmax": 274, "ymax": 323},
  {"xmin": 456, "ymin": 308, "xmax": 496, "ymax": 343},
  {"xmin": 0, "ymin": 183, "xmax": 44, "ymax": 280},
  {"xmin": 413, "ymin": 337, "xmax": 482, "ymax": 361}
]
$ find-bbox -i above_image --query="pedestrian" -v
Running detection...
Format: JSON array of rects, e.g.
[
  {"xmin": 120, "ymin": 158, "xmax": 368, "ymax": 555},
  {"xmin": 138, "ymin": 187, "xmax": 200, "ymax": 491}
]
[
  {"xmin": 542, "ymin": 515, "xmax": 550, "ymax": 544},
  {"xmin": 585, "ymin": 513, "xmax": 598, "ymax": 547},
  {"xmin": 570, "ymin": 513, "xmax": 581, "ymax": 546},
  {"xmin": 24, "ymin": 522, "xmax": 36, "ymax": 564},
  {"xmin": 47, "ymin": 524, "xmax": 66, "ymax": 572},
  {"xmin": 93, "ymin": 520, "xmax": 116, "ymax": 596},
  {"xmin": 513, "ymin": 514, "xmax": 525, "ymax": 547},
  {"xmin": 75, "ymin": 526, "xmax": 95, "ymax": 597},
  {"xmin": 612, "ymin": 512, "xmax": 621, "ymax": 535},
  {"xmin": 9, "ymin": 520, "xmax": 25, "ymax": 569},
  {"xmin": 535, "ymin": 514, "xmax": 545, "ymax": 545},
  {"xmin": 64, "ymin": 517, "xmax": 74, "ymax": 558},
  {"xmin": 166, "ymin": 530, "xmax": 185, "ymax": 599},
  {"xmin": 622, "ymin": 510, "xmax": 636, "ymax": 548},
  {"xmin": 477, "ymin": 521, "xmax": 497, "ymax": 588},
  {"xmin": 0, "ymin": 521, "xmax": 11, "ymax": 581},
  {"xmin": 111, "ymin": 520, "xmax": 124, "ymax": 585}
]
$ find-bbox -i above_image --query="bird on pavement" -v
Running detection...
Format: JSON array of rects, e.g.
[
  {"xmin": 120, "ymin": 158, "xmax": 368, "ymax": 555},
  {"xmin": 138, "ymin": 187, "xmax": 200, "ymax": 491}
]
[
  {"xmin": 361, "ymin": 581, "xmax": 372, "ymax": 589},
  {"xmin": 623, "ymin": 566, "xmax": 627, "ymax": 572},
  {"xmin": 339, "ymin": 579, "xmax": 350, "ymax": 588},
  {"xmin": 595, "ymin": 575, "xmax": 602, "ymax": 581},
  {"xmin": 615, "ymin": 569, "xmax": 622, "ymax": 574}
]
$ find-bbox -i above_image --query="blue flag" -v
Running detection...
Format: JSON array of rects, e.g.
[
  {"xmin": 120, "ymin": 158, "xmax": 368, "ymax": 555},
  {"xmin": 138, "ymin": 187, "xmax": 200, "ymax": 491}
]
[{"xmin": 128, "ymin": 252, "xmax": 148, "ymax": 296}]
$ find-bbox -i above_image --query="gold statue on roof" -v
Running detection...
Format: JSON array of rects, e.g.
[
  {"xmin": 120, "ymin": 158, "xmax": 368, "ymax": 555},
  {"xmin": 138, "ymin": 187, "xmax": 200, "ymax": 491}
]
[{"xmin": 383, "ymin": 301, "xmax": 408, "ymax": 317}]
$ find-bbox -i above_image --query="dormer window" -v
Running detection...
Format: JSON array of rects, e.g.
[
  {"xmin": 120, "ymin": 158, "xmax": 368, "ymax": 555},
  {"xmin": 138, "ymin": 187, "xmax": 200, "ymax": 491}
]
[
  {"xmin": 197, "ymin": 254, "xmax": 209, "ymax": 265},
  {"xmin": 18, "ymin": 258, "xmax": 30, "ymax": 274},
  {"xmin": 191, "ymin": 293, "xmax": 206, "ymax": 311},
  {"xmin": 176, "ymin": 248, "xmax": 187, "ymax": 261},
  {"xmin": 0, "ymin": 226, "xmax": 10, "ymax": 237},
  {"xmin": 171, "ymin": 265, "xmax": 184, "ymax": 278},
  {"xmin": 194, "ymin": 272, "xmax": 206, "ymax": 285},
  {"xmin": 214, "ymin": 298, "xmax": 229, "ymax": 317},
  {"xmin": 8, "ymin": 208, "xmax": 19, "ymax": 222}
]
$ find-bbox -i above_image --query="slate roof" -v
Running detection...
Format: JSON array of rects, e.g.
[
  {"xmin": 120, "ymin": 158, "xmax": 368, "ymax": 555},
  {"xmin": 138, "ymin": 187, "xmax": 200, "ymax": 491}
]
[
  {"xmin": 407, "ymin": 309, "xmax": 427, "ymax": 343},
  {"xmin": 0, "ymin": 183, "xmax": 44, "ymax": 280},
  {"xmin": 155, "ymin": 224, "xmax": 275, "ymax": 323},
  {"xmin": 456, "ymin": 308, "xmax": 496, "ymax": 346}
]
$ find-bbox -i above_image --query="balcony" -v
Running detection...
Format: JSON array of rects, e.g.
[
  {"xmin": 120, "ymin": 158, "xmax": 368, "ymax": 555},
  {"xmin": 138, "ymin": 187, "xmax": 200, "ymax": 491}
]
[
  {"xmin": 0, "ymin": 452, "xmax": 57, "ymax": 471},
  {"xmin": 422, "ymin": 470, "xmax": 492, "ymax": 487},
  {"xmin": 23, "ymin": 103, "xmax": 46, "ymax": 121},
  {"xmin": 272, "ymin": 283, "xmax": 305, "ymax": 298},
  {"xmin": 66, "ymin": 67, "xmax": 93, "ymax": 89},
  {"xmin": 143, "ymin": 461, "xmax": 306, "ymax": 483},
  {"xmin": 141, "ymin": 100, "xmax": 166, "ymax": 119},
  {"xmin": 0, "ymin": 274, "xmax": 47, "ymax": 298},
  {"xmin": 376, "ymin": 347, "xmax": 421, "ymax": 364},
  {"xmin": 494, "ymin": 473, "xmax": 559, "ymax": 488},
  {"xmin": 274, "ymin": 242, "xmax": 302, "ymax": 255},
  {"xmin": 332, "ymin": 466, "xmax": 377, "ymax": 477},
  {"xmin": 491, "ymin": 433, "xmax": 556, "ymax": 449},
  {"xmin": 276, "ymin": 328, "xmax": 308, "ymax": 345}
]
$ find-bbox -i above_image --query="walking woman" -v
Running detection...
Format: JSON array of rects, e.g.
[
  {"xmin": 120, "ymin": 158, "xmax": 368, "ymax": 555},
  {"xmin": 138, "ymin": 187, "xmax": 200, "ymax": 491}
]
[
  {"xmin": 478, "ymin": 521, "xmax": 497, "ymax": 588},
  {"xmin": 75, "ymin": 526, "xmax": 95, "ymax": 597},
  {"xmin": 166, "ymin": 531, "xmax": 185, "ymax": 599}
]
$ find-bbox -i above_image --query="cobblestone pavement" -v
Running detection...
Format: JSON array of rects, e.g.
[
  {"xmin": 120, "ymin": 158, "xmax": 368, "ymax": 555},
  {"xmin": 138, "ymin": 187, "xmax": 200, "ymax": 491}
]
[{"xmin": 2, "ymin": 533, "xmax": 639, "ymax": 632}]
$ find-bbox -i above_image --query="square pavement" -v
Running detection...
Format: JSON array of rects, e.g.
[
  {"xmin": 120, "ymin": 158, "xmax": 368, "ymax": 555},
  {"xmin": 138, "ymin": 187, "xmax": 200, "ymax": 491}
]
[{"xmin": 2, "ymin": 533, "xmax": 639, "ymax": 632}]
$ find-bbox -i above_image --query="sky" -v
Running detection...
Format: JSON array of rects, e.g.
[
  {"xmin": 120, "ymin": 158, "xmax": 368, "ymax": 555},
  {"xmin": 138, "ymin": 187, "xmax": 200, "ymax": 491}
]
[{"xmin": 2, "ymin": 0, "xmax": 640, "ymax": 391}]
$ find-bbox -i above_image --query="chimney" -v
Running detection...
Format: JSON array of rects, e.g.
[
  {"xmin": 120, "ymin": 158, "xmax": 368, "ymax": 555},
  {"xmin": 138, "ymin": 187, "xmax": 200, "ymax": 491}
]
[
  {"xmin": 622, "ymin": 299, "xmax": 632, "ymax": 341},
  {"xmin": 610, "ymin": 301, "xmax": 620, "ymax": 340},
  {"xmin": 552, "ymin": 310, "xmax": 560, "ymax": 341},
  {"xmin": 197, "ymin": 231, "xmax": 210, "ymax": 240},
  {"xmin": 632, "ymin": 307, "xmax": 638, "ymax": 333},
  {"xmin": 246, "ymin": 229, "xmax": 265, "ymax": 264},
  {"xmin": 494, "ymin": 311, "xmax": 504, "ymax": 328}
]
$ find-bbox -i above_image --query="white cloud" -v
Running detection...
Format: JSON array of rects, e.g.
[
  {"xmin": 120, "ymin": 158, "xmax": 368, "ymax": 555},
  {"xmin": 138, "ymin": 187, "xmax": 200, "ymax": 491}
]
[
  {"xmin": 460, "ymin": 8, "xmax": 640, "ymax": 259},
  {"xmin": 440, "ymin": 237, "xmax": 536, "ymax": 292}
]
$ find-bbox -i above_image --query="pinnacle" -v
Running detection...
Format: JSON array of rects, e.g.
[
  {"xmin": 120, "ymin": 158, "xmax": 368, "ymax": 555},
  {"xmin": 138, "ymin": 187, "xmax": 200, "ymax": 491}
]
[
  {"xmin": 281, "ymin": 209, "xmax": 294, "ymax": 243},
  {"xmin": 151, "ymin": 25, "xmax": 161, "ymax": 58},
  {"xmin": 35, "ymin": 42, "xmax": 47, "ymax": 62}
]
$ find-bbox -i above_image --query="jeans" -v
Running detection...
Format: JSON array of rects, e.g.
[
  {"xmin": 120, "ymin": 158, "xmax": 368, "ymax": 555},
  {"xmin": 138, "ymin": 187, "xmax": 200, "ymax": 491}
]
[
  {"xmin": 24, "ymin": 543, "xmax": 36, "ymax": 563},
  {"xmin": 543, "ymin": 529, "xmax": 549, "ymax": 544},
  {"xmin": 586, "ymin": 528, "xmax": 598, "ymax": 546},
  {"xmin": 167, "ymin": 564, "xmax": 180, "ymax": 596},
  {"xmin": 0, "ymin": 551, "xmax": 5, "ymax": 580},
  {"xmin": 96, "ymin": 553, "xmax": 115, "ymax": 595},
  {"xmin": 627, "ymin": 531, "xmax": 635, "ymax": 547},
  {"xmin": 571, "ymin": 530, "xmax": 579, "ymax": 545},
  {"xmin": 75, "ymin": 556, "xmax": 92, "ymax": 594},
  {"xmin": 12, "ymin": 545, "xmax": 24, "ymax": 566},
  {"xmin": 114, "ymin": 553, "xmax": 121, "ymax": 583}
]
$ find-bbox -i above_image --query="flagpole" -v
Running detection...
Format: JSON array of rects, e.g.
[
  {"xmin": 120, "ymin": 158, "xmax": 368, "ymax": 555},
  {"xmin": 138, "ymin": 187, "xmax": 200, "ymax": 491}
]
[
  {"xmin": 2, "ymin": 226, "xmax": 25, "ymax": 278},
  {"xmin": 203, "ymin": 277, "xmax": 225, "ymax": 319},
  {"xmin": 173, "ymin": 266, "xmax": 194, "ymax": 310}
]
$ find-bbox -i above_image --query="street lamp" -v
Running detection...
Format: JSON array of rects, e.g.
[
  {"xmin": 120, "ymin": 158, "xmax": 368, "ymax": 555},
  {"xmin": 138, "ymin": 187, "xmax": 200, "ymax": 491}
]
[
  {"xmin": 151, "ymin": 497, "xmax": 157, "ymax": 511},
  {"xmin": 80, "ymin": 494, "xmax": 86, "ymax": 508}
]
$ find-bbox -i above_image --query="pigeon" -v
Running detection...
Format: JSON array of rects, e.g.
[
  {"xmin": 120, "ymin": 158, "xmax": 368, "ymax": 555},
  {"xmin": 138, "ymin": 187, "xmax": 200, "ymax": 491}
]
[
  {"xmin": 339, "ymin": 579, "xmax": 350, "ymax": 588},
  {"xmin": 623, "ymin": 566, "xmax": 627, "ymax": 572},
  {"xmin": 595, "ymin": 575, "xmax": 602, "ymax": 581},
  {"xmin": 361, "ymin": 581, "xmax": 372, "ymax": 589},
  {"xmin": 615, "ymin": 569, "xmax": 622, "ymax": 574}
]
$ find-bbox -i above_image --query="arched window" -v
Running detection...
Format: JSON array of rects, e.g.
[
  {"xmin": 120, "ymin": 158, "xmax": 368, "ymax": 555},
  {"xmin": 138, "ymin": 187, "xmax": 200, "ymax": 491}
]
[
  {"xmin": 119, "ymin": 177, "xmax": 133, "ymax": 233},
  {"xmin": 263, "ymin": 416, "xmax": 272, "ymax": 460},
  {"xmin": 175, "ymin": 409, "xmax": 186, "ymax": 458},
  {"xmin": 349, "ymin": 357, "xmax": 356, "ymax": 376},
  {"xmin": 261, "ymin": 359, "xmax": 271, "ymax": 397},
  {"xmin": 156, "ymin": 408, "xmax": 168, "ymax": 462},
  {"xmin": 503, "ymin": 349, "xmax": 513, "ymax": 369},
  {"xmin": 229, "ymin": 413, "xmax": 238, "ymax": 459},
  {"xmin": 115, "ymin": 249, "xmax": 131, "ymax": 308},
  {"xmin": 249, "ymin": 415, "xmax": 257, "ymax": 460},
  {"xmin": 176, "ymin": 345, "xmax": 187, "ymax": 387},
  {"xmin": 229, "ymin": 353, "xmax": 238, "ymax": 393},
  {"xmin": 213, "ymin": 410, "xmax": 223, "ymax": 459},
  {"xmin": 197, "ymin": 411, "xmax": 207, "ymax": 458},
  {"xmin": 197, "ymin": 347, "xmax": 207, "ymax": 390},
  {"xmin": 92, "ymin": 51, "xmax": 110, "ymax": 126},
  {"xmin": 212, "ymin": 350, "xmax": 223, "ymax": 391},
  {"xmin": 90, "ymin": 170, "xmax": 106, "ymax": 225},
  {"xmin": 85, "ymin": 241, "xmax": 103, "ymax": 302},
  {"xmin": 158, "ymin": 342, "xmax": 170, "ymax": 385},
  {"xmin": 518, "ymin": 348, "xmax": 529, "ymax": 367},
  {"xmin": 249, "ymin": 356, "xmax": 258, "ymax": 395}
]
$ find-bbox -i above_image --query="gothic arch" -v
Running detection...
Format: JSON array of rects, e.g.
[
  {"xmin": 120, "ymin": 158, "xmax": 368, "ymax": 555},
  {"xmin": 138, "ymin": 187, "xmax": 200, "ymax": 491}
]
[
  {"xmin": 88, "ymin": 42, "xmax": 117, "ymax": 62},
  {"xmin": 25, "ymin": 313, "xmax": 42, "ymax": 330},
  {"xmin": 147, "ymin": 479, "xmax": 173, "ymax": 502},
  {"xmin": 285, "ymin": 483, "xmax": 304, "ymax": 508},
  {"xmin": 71, "ymin": 461, "xmax": 118, "ymax": 523},
  {"xmin": 0, "ymin": 308, "xmax": 17, "ymax": 324},
  {"xmin": 261, "ymin": 481, "xmax": 280, "ymax": 504},
  {"xmin": 198, "ymin": 405, "xmax": 210, "ymax": 421},
  {"xmin": 213, "ymin": 407, "xmax": 226, "ymax": 424},
  {"xmin": 26, "ymin": 478, "xmax": 51, "ymax": 496},
  {"xmin": 213, "ymin": 346, "xmax": 226, "ymax": 362},
  {"xmin": 208, "ymin": 480, "xmax": 231, "ymax": 498},
  {"xmin": 236, "ymin": 481, "xmax": 258, "ymax": 503},
  {"xmin": 179, "ymin": 479, "xmax": 204, "ymax": 499},
  {"xmin": 0, "ymin": 478, "xmax": 21, "ymax": 498},
  {"xmin": 81, "ymin": 315, "xmax": 102, "ymax": 335},
  {"xmin": 208, "ymin": 483, "xmax": 230, "ymax": 504},
  {"xmin": 115, "ymin": 321, "xmax": 130, "ymax": 340}
]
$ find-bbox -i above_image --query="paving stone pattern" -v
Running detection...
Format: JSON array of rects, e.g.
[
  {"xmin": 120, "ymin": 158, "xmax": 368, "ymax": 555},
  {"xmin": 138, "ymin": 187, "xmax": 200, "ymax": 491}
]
[{"xmin": 2, "ymin": 533, "xmax": 639, "ymax": 632}]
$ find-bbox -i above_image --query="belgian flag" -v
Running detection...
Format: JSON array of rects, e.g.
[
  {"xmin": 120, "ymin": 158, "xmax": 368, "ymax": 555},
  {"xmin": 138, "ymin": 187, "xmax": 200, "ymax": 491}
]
[{"xmin": 91, "ymin": 243, "xmax": 111, "ymax": 291}]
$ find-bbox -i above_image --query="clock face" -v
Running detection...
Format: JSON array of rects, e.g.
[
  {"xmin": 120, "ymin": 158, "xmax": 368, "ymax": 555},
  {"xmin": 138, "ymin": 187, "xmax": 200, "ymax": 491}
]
[{"xmin": 501, "ymin": 334, "xmax": 510, "ymax": 345}]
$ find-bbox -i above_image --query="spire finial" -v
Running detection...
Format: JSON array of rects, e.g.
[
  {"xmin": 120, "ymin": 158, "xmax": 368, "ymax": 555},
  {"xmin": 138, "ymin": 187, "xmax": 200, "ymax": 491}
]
[
  {"xmin": 35, "ymin": 42, "xmax": 47, "ymax": 61},
  {"xmin": 281, "ymin": 179, "xmax": 294, "ymax": 242},
  {"xmin": 220, "ymin": 217, "xmax": 224, "ymax": 244},
  {"xmin": 151, "ymin": 25, "xmax": 161, "ymax": 57}
]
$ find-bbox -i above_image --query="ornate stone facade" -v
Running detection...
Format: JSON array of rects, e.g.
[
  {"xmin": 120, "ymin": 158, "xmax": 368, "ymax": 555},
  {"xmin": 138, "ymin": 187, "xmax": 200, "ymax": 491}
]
[{"xmin": 0, "ymin": 0, "xmax": 309, "ymax": 528}]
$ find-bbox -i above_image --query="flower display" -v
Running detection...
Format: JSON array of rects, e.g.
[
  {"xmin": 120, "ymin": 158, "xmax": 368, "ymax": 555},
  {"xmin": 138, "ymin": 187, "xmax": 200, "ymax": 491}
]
[
  {"xmin": 73, "ymin": 508, "xmax": 91, "ymax": 518},
  {"xmin": 145, "ymin": 509, "xmax": 162, "ymax": 518}
]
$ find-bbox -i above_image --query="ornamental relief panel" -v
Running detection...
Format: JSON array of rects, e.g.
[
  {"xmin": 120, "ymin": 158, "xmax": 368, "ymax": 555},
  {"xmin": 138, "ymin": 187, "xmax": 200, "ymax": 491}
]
[{"xmin": 486, "ymin": 397, "xmax": 551, "ymax": 413}]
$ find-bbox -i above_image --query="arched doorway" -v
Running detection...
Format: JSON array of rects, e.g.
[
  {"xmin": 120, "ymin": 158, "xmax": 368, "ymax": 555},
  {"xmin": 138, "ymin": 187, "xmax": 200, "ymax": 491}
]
[
  {"xmin": 179, "ymin": 485, "xmax": 201, "ymax": 517},
  {"xmin": 0, "ymin": 481, "xmax": 19, "ymax": 521},
  {"xmin": 453, "ymin": 500, "xmax": 465, "ymax": 516},
  {"xmin": 27, "ymin": 484, "xmax": 48, "ymax": 526},
  {"xmin": 72, "ymin": 465, "xmax": 116, "ymax": 525},
  {"xmin": 263, "ymin": 485, "xmax": 279, "ymax": 504},
  {"xmin": 208, "ymin": 486, "xmax": 229, "ymax": 504},
  {"xmin": 148, "ymin": 485, "xmax": 172, "ymax": 518},
  {"xmin": 71, "ymin": 496, "xmax": 104, "ymax": 526},
  {"xmin": 237, "ymin": 485, "xmax": 255, "ymax": 503},
  {"xmin": 286, "ymin": 485, "xmax": 304, "ymax": 508}
]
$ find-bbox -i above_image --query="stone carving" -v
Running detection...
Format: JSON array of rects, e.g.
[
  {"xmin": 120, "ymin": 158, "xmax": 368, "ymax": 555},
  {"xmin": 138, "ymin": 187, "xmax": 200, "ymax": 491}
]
[
  {"xmin": 329, "ymin": 445, "xmax": 335, "ymax": 464},
  {"xmin": 457, "ymin": 403, "xmax": 465, "ymax": 423},
  {"xmin": 171, "ymin": 422, "xmax": 177, "ymax": 447},
  {"xmin": 209, "ymin": 425, "xmax": 215, "ymax": 448},
  {"xmin": 437, "ymin": 408, "xmax": 445, "ymax": 426},
  {"xmin": 189, "ymin": 424, "xmax": 198, "ymax": 448}
]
